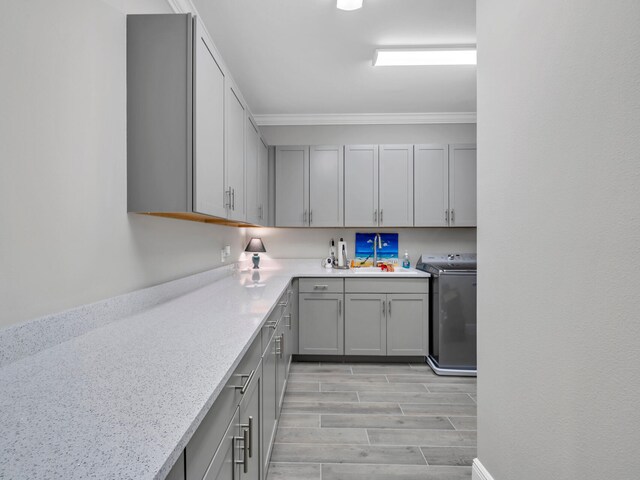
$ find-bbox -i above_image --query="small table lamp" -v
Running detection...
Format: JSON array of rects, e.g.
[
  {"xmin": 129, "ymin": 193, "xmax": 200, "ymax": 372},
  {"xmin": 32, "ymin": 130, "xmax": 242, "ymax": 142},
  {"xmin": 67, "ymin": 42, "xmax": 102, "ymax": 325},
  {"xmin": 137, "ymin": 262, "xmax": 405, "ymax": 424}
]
[{"xmin": 245, "ymin": 237, "xmax": 266, "ymax": 269}]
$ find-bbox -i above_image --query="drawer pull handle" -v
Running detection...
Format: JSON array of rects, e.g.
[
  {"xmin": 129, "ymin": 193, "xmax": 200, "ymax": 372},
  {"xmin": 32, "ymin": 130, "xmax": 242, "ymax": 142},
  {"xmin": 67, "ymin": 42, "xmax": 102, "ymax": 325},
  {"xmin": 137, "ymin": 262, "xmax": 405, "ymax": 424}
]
[
  {"xmin": 314, "ymin": 285, "xmax": 329, "ymax": 289},
  {"xmin": 266, "ymin": 320, "xmax": 278, "ymax": 329},
  {"xmin": 278, "ymin": 300, "xmax": 289, "ymax": 307},
  {"xmin": 235, "ymin": 369, "xmax": 255, "ymax": 395}
]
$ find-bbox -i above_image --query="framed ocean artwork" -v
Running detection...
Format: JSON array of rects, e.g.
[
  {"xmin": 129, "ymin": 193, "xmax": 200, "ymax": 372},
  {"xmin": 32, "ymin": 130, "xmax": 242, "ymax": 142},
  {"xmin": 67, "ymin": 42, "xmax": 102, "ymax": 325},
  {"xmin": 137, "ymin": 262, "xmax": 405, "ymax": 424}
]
[{"xmin": 354, "ymin": 233, "xmax": 399, "ymax": 266}]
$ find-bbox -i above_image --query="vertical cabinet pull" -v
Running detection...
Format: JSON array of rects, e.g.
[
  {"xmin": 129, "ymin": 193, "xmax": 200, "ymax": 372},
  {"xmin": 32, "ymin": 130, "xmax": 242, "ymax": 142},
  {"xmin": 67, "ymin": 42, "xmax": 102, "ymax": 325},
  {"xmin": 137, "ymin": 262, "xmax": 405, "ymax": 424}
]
[
  {"xmin": 445, "ymin": 209, "xmax": 449, "ymax": 223},
  {"xmin": 338, "ymin": 299, "xmax": 342, "ymax": 316},
  {"xmin": 284, "ymin": 314, "xmax": 292, "ymax": 329},
  {"xmin": 380, "ymin": 209, "xmax": 384, "ymax": 224},
  {"xmin": 388, "ymin": 300, "xmax": 391, "ymax": 316},
  {"xmin": 374, "ymin": 209, "xmax": 378, "ymax": 223},
  {"xmin": 451, "ymin": 209, "xmax": 455, "ymax": 224},
  {"xmin": 239, "ymin": 416, "xmax": 254, "ymax": 458},
  {"xmin": 280, "ymin": 333, "xmax": 285, "ymax": 359},
  {"xmin": 235, "ymin": 428, "xmax": 249, "ymax": 473},
  {"xmin": 382, "ymin": 300, "xmax": 386, "ymax": 316},
  {"xmin": 231, "ymin": 188, "xmax": 235, "ymax": 210}
]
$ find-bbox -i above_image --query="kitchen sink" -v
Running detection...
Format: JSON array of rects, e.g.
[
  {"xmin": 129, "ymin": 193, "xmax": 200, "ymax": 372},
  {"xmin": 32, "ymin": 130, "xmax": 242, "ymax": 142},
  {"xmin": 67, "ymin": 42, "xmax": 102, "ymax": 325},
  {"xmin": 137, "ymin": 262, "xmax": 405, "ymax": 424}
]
[{"xmin": 352, "ymin": 267, "xmax": 418, "ymax": 275}]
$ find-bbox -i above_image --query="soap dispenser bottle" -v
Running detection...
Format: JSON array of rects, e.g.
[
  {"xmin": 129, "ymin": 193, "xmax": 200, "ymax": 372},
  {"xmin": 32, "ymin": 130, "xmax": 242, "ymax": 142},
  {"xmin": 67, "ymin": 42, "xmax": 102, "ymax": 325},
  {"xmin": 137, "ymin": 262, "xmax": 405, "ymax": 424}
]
[{"xmin": 402, "ymin": 251, "xmax": 410, "ymax": 269}]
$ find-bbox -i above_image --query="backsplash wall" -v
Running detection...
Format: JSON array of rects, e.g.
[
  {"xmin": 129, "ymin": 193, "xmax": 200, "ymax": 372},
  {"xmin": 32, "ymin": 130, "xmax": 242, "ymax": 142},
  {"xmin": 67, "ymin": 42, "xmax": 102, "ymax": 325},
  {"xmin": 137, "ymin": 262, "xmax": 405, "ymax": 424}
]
[{"xmin": 244, "ymin": 227, "xmax": 477, "ymax": 266}]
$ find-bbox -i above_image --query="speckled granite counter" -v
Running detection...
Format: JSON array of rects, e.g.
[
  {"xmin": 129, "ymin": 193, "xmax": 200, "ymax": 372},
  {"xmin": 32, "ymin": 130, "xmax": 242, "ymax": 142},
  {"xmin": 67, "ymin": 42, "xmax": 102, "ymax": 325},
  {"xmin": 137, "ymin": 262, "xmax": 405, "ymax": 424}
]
[{"xmin": 0, "ymin": 260, "xmax": 428, "ymax": 479}]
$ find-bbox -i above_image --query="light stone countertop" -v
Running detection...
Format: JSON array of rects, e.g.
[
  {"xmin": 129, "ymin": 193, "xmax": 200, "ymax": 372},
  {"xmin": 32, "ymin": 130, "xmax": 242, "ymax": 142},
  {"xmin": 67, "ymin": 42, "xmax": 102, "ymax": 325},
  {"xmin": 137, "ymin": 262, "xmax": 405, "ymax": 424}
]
[{"xmin": 0, "ymin": 259, "xmax": 428, "ymax": 480}]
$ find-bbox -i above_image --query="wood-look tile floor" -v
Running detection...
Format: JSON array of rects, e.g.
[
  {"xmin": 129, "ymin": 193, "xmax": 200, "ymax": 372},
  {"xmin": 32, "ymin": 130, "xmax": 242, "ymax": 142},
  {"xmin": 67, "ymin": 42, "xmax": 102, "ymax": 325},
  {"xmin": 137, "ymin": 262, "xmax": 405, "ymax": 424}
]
[{"xmin": 267, "ymin": 362, "xmax": 477, "ymax": 480}]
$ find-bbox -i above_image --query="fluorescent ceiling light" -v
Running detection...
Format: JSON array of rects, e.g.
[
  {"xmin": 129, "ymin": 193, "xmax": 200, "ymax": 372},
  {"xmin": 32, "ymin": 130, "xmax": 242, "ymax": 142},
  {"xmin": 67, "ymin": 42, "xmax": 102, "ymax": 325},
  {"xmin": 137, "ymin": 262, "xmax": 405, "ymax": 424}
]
[
  {"xmin": 337, "ymin": 0, "xmax": 363, "ymax": 11},
  {"xmin": 373, "ymin": 47, "xmax": 477, "ymax": 66}
]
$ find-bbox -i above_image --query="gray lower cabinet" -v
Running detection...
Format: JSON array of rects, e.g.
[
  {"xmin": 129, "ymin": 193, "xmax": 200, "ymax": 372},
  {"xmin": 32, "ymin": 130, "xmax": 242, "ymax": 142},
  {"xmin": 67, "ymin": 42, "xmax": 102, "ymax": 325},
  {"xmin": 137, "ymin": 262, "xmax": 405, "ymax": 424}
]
[
  {"xmin": 166, "ymin": 452, "xmax": 185, "ymax": 480},
  {"xmin": 299, "ymin": 293, "xmax": 344, "ymax": 355},
  {"xmin": 286, "ymin": 281, "xmax": 299, "ymax": 369},
  {"xmin": 275, "ymin": 321, "xmax": 287, "ymax": 411},
  {"xmin": 239, "ymin": 362, "xmax": 261, "ymax": 480},
  {"xmin": 387, "ymin": 294, "xmax": 429, "ymax": 355},
  {"xmin": 201, "ymin": 409, "xmax": 240, "ymax": 480},
  {"xmin": 344, "ymin": 294, "xmax": 387, "ymax": 355},
  {"xmin": 261, "ymin": 328, "xmax": 277, "ymax": 477}
]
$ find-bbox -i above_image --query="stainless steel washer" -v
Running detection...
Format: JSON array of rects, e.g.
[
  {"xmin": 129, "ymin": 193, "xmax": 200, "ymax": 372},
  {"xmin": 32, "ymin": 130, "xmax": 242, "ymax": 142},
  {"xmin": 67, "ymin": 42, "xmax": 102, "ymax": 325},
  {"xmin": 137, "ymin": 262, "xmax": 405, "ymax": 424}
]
[{"xmin": 417, "ymin": 253, "xmax": 477, "ymax": 376}]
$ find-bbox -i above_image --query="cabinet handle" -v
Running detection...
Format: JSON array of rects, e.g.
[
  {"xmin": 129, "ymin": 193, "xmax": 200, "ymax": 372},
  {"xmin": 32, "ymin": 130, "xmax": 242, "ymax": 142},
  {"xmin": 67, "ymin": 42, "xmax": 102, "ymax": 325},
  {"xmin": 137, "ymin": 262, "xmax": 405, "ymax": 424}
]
[
  {"xmin": 314, "ymin": 285, "xmax": 329, "ymax": 290},
  {"xmin": 388, "ymin": 300, "xmax": 391, "ymax": 316},
  {"xmin": 382, "ymin": 300, "xmax": 386, "ymax": 316},
  {"xmin": 309, "ymin": 209, "xmax": 313, "ymax": 225},
  {"xmin": 231, "ymin": 188, "xmax": 235, "ymax": 210},
  {"xmin": 258, "ymin": 204, "xmax": 262, "ymax": 220},
  {"xmin": 278, "ymin": 299, "xmax": 289, "ymax": 307},
  {"xmin": 445, "ymin": 209, "xmax": 449, "ymax": 223},
  {"xmin": 380, "ymin": 209, "xmax": 383, "ymax": 224},
  {"xmin": 266, "ymin": 320, "xmax": 278, "ymax": 330},
  {"xmin": 235, "ymin": 369, "xmax": 256, "ymax": 395},
  {"xmin": 239, "ymin": 415, "xmax": 253, "ymax": 458},
  {"xmin": 284, "ymin": 314, "xmax": 292, "ymax": 329},
  {"xmin": 235, "ymin": 427, "xmax": 249, "ymax": 473},
  {"xmin": 338, "ymin": 299, "xmax": 342, "ymax": 316},
  {"xmin": 451, "ymin": 209, "xmax": 455, "ymax": 224},
  {"xmin": 226, "ymin": 189, "xmax": 232, "ymax": 209},
  {"xmin": 374, "ymin": 209, "xmax": 378, "ymax": 223},
  {"xmin": 281, "ymin": 333, "xmax": 285, "ymax": 359}
]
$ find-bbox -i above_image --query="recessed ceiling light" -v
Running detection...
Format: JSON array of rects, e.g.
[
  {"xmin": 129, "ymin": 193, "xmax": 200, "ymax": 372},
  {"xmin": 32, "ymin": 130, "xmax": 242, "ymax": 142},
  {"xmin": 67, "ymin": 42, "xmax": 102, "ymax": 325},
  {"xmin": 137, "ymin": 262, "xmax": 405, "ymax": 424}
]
[
  {"xmin": 337, "ymin": 0, "xmax": 363, "ymax": 11},
  {"xmin": 373, "ymin": 47, "xmax": 477, "ymax": 66}
]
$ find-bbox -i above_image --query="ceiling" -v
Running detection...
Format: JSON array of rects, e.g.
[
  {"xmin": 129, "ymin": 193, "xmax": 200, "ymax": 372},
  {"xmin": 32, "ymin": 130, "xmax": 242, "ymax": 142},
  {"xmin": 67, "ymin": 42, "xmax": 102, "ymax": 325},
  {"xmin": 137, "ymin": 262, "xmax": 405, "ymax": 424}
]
[{"xmin": 191, "ymin": 0, "xmax": 476, "ymax": 116}]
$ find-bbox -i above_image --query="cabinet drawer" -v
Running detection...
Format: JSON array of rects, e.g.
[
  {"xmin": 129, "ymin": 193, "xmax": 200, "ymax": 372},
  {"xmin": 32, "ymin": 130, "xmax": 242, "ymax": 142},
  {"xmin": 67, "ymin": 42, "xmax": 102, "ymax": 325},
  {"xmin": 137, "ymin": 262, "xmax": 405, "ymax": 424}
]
[
  {"xmin": 299, "ymin": 278, "xmax": 344, "ymax": 293},
  {"xmin": 186, "ymin": 335, "xmax": 261, "ymax": 480},
  {"xmin": 345, "ymin": 278, "xmax": 428, "ymax": 294}
]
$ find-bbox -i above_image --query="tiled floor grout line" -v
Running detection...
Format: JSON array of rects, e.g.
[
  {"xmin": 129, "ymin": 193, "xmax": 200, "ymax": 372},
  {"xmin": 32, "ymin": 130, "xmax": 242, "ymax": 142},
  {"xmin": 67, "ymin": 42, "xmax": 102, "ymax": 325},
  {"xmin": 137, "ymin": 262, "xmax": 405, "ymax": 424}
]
[{"xmin": 418, "ymin": 445, "xmax": 430, "ymax": 466}]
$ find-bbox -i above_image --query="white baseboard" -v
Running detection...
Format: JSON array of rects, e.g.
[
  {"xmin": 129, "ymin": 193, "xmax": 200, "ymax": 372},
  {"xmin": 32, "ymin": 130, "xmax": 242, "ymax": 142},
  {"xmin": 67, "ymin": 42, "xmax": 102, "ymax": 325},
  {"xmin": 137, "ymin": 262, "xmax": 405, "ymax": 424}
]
[{"xmin": 472, "ymin": 458, "xmax": 495, "ymax": 480}]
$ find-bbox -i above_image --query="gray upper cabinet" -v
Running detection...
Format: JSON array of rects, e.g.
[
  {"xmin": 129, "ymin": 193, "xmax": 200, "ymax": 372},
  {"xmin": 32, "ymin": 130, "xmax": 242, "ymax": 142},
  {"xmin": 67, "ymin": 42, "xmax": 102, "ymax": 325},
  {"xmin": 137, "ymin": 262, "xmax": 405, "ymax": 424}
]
[
  {"xmin": 449, "ymin": 144, "xmax": 477, "ymax": 227},
  {"xmin": 299, "ymin": 293, "xmax": 344, "ymax": 355},
  {"xmin": 258, "ymin": 139, "xmax": 269, "ymax": 225},
  {"xmin": 226, "ymin": 86, "xmax": 246, "ymax": 222},
  {"xmin": 344, "ymin": 145, "xmax": 379, "ymax": 227},
  {"xmin": 344, "ymin": 294, "xmax": 387, "ymax": 355},
  {"xmin": 386, "ymin": 294, "xmax": 429, "ymax": 355},
  {"xmin": 127, "ymin": 14, "xmax": 196, "ymax": 214},
  {"xmin": 193, "ymin": 20, "xmax": 226, "ymax": 218},
  {"xmin": 414, "ymin": 144, "xmax": 449, "ymax": 227},
  {"xmin": 275, "ymin": 146, "xmax": 309, "ymax": 227},
  {"xmin": 309, "ymin": 146, "xmax": 344, "ymax": 227},
  {"xmin": 379, "ymin": 145, "xmax": 414, "ymax": 227},
  {"xmin": 245, "ymin": 119, "xmax": 261, "ymax": 225}
]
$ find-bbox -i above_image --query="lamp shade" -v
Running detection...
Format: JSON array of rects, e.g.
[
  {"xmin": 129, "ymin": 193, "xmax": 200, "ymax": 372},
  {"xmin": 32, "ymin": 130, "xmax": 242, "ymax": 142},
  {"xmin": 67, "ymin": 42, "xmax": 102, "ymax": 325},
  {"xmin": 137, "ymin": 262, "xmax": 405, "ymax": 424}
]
[{"xmin": 245, "ymin": 237, "xmax": 266, "ymax": 253}]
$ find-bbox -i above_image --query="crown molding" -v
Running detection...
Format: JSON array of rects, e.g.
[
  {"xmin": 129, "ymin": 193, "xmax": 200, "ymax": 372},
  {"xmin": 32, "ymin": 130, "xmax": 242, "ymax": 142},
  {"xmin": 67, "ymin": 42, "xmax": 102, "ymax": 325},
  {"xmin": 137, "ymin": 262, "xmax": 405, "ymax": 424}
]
[
  {"xmin": 253, "ymin": 112, "xmax": 477, "ymax": 126},
  {"xmin": 472, "ymin": 459, "xmax": 495, "ymax": 480},
  {"xmin": 165, "ymin": 0, "xmax": 197, "ymax": 14}
]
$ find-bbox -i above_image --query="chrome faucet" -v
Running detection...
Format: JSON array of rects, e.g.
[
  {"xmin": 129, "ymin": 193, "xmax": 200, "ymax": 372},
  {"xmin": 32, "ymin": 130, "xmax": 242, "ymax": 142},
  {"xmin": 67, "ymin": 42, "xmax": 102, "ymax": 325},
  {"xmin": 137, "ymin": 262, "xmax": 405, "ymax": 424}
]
[{"xmin": 373, "ymin": 233, "xmax": 382, "ymax": 266}]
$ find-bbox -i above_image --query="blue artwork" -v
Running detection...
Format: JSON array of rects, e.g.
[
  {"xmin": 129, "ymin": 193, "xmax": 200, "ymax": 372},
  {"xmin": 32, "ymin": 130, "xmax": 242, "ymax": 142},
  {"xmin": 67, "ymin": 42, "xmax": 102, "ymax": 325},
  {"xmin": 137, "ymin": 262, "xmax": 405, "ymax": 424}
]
[{"xmin": 354, "ymin": 233, "xmax": 399, "ymax": 266}]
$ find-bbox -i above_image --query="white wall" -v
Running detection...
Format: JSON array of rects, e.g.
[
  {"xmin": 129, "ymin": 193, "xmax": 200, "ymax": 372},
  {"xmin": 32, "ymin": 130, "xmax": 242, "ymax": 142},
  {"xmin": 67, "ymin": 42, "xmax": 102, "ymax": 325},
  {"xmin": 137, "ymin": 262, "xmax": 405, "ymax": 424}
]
[
  {"xmin": 246, "ymin": 227, "xmax": 476, "ymax": 267},
  {"xmin": 477, "ymin": 2, "xmax": 640, "ymax": 480},
  {"xmin": 0, "ymin": 0, "xmax": 245, "ymax": 328},
  {"xmin": 260, "ymin": 123, "xmax": 476, "ymax": 146}
]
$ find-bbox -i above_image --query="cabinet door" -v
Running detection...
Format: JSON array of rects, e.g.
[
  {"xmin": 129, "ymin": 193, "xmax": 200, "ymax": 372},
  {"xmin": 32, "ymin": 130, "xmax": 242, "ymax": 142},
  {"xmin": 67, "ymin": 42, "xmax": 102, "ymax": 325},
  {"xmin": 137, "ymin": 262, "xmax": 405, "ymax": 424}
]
[
  {"xmin": 261, "ymin": 332, "xmax": 277, "ymax": 475},
  {"xmin": 275, "ymin": 321, "xmax": 287, "ymax": 412},
  {"xmin": 345, "ymin": 294, "xmax": 387, "ymax": 356},
  {"xmin": 288, "ymin": 282, "xmax": 299, "ymax": 363},
  {"xmin": 239, "ymin": 363, "xmax": 261, "ymax": 480},
  {"xmin": 245, "ymin": 119, "xmax": 261, "ymax": 225},
  {"xmin": 226, "ymin": 85, "xmax": 246, "ymax": 221},
  {"xmin": 344, "ymin": 145, "xmax": 379, "ymax": 227},
  {"xmin": 258, "ymin": 139, "xmax": 269, "ymax": 225},
  {"xmin": 299, "ymin": 293, "xmax": 344, "ymax": 355},
  {"xmin": 379, "ymin": 145, "xmax": 414, "ymax": 227},
  {"xmin": 414, "ymin": 144, "xmax": 449, "ymax": 227},
  {"xmin": 387, "ymin": 294, "xmax": 429, "ymax": 356},
  {"xmin": 309, "ymin": 145, "xmax": 344, "ymax": 227},
  {"xmin": 275, "ymin": 146, "xmax": 309, "ymax": 227},
  {"xmin": 193, "ymin": 20, "xmax": 226, "ymax": 218},
  {"xmin": 449, "ymin": 144, "xmax": 477, "ymax": 227},
  {"xmin": 202, "ymin": 409, "xmax": 240, "ymax": 480}
]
